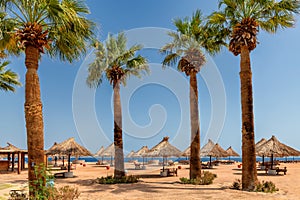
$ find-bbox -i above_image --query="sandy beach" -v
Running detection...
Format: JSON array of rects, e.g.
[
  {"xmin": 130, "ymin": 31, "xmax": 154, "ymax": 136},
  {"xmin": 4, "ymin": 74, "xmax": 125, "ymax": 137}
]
[{"xmin": 0, "ymin": 162, "xmax": 299, "ymax": 200}]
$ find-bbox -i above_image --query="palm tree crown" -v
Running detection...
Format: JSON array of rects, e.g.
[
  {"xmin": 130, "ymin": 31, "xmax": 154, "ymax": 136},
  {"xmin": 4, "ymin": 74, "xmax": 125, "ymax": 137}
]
[
  {"xmin": 87, "ymin": 32, "xmax": 149, "ymax": 87},
  {"xmin": 0, "ymin": 59, "xmax": 21, "ymax": 92},
  {"xmin": 0, "ymin": 0, "xmax": 95, "ymax": 61},
  {"xmin": 209, "ymin": 0, "xmax": 300, "ymax": 55},
  {"xmin": 161, "ymin": 10, "xmax": 225, "ymax": 75}
]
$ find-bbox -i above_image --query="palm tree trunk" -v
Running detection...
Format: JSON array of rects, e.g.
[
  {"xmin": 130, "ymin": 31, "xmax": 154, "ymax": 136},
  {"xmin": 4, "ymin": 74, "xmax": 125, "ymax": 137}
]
[
  {"xmin": 24, "ymin": 45, "xmax": 45, "ymax": 195},
  {"xmin": 240, "ymin": 45, "xmax": 257, "ymax": 191},
  {"xmin": 113, "ymin": 81, "xmax": 125, "ymax": 178},
  {"xmin": 189, "ymin": 72, "xmax": 201, "ymax": 179}
]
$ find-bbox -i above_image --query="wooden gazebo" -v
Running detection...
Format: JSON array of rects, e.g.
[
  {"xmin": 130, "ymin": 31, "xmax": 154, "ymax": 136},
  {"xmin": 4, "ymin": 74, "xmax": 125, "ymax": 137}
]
[{"xmin": 0, "ymin": 143, "xmax": 27, "ymax": 174}]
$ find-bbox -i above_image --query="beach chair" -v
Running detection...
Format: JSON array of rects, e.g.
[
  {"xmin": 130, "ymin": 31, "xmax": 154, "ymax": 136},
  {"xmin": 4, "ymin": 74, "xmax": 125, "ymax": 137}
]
[{"xmin": 276, "ymin": 167, "xmax": 287, "ymax": 175}]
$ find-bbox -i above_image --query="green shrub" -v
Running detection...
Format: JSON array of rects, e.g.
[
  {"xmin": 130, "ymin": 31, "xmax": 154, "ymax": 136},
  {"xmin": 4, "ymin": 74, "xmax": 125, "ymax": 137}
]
[
  {"xmin": 179, "ymin": 171, "xmax": 217, "ymax": 185},
  {"xmin": 255, "ymin": 181, "xmax": 279, "ymax": 193},
  {"xmin": 96, "ymin": 175, "xmax": 139, "ymax": 184}
]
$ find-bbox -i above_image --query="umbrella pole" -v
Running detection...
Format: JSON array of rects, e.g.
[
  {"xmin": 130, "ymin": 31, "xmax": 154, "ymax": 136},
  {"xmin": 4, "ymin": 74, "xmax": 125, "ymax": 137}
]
[
  {"xmin": 262, "ymin": 155, "xmax": 265, "ymax": 166},
  {"xmin": 143, "ymin": 157, "xmax": 145, "ymax": 166},
  {"xmin": 62, "ymin": 156, "xmax": 65, "ymax": 166},
  {"xmin": 68, "ymin": 154, "xmax": 71, "ymax": 172},
  {"xmin": 209, "ymin": 156, "xmax": 212, "ymax": 167},
  {"xmin": 271, "ymin": 154, "xmax": 274, "ymax": 170},
  {"xmin": 163, "ymin": 157, "xmax": 165, "ymax": 171}
]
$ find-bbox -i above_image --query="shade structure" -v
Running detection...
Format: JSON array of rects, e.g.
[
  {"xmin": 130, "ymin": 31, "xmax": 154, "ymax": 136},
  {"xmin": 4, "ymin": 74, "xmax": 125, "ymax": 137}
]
[
  {"xmin": 147, "ymin": 137, "xmax": 182, "ymax": 170},
  {"xmin": 200, "ymin": 139, "xmax": 215, "ymax": 157},
  {"xmin": 255, "ymin": 138, "xmax": 267, "ymax": 149},
  {"xmin": 1, "ymin": 142, "xmax": 22, "ymax": 151},
  {"xmin": 201, "ymin": 142, "xmax": 228, "ymax": 167},
  {"xmin": 226, "ymin": 146, "xmax": 240, "ymax": 160},
  {"xmin": 256, "ymin": 135, "xmax": 300, "ymax": 157},
  {"xmin": 182, "ymin": 146, "xmax": 191, "ymax": 157},
  {"xmin": 46, "ymin": 137, "xmax": 92, "ymax": 172},
  {"xmin": 256, "ymin": 135, "xmax": 300, "ymax": 168},
  {"xmin": 99, "ymin": 143, "xmax": 115, "ymax": 166},
  {"xmin": 94, "ymin": 146, "xmax": 105, "ymax": 157},
  {"xmin": 126, "ymin": 150, "xmax": 135, "ymax": 158},
  {"xmin": 133, "ymin": 146, "xmax": 149, "ymax": 166}
]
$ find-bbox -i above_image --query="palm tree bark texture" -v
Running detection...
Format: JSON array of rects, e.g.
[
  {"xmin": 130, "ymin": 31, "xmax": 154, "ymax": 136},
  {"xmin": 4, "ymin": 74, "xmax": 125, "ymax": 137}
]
[
  {"xmin": 24, "ymin": 45, "xmax": 45, "ymax": 191},
  {"xmin": 113, "ymin": 80, "xmax": 125, "ymax": 178},
  {"xmin": 240, "ymin": 45, "xmax": 257, "ymax": 190},
  {"xmin": 189, "ymin": 71, "xmax": 201, "ymax": 179}
]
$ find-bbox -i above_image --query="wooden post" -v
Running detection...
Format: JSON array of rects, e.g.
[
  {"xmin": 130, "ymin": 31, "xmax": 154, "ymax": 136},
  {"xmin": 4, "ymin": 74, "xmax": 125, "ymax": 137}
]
[
  {"xmin": 12, "ymin": 153, "xmax": 15, "ymax": 172},
  {"xmin": 18, "ymin": 152, "xmax": 21, "ymax": 174}
]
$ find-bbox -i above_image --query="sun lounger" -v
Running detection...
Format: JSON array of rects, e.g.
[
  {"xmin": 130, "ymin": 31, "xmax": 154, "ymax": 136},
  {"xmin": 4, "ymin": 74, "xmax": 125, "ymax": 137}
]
[
  {"xmin": 276, "ymin": 167, "xmax": 287, "ymax": 175},
  {"xmin": 134, "ymin": 162, "xmax": 141, "ymax": 169}
]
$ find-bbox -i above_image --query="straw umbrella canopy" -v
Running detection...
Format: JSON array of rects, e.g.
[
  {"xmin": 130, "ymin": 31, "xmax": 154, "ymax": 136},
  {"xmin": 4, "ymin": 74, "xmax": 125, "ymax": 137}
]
[
  {"xmin": 47, "ymin": 142, "xmax": 60, "ymax": 166},
  {"xmin": 256, "ymin": 135, "xmax": 300, "ymax": 168},
  {"xmin": 255, "ymin": 138, "xmax": 267, "ymax": 165},
  {"xmin": 94, "ymin": 146, "xmax": 105, "ymax": 163},
  {"xmin": 226, "ymin": 146, "xmax": 240, "ymax": 161},
  {"xmin": 133, "ymin": 146, "xmax": 149, "ymax": 166},
  {"xmin": 94, "ymin": 146, "xmax": 105, "ymax": 157},
  {"xmin": 255, "ymin": 138, "xmax": 267, "ymax": 149},
  {"xmin": 100, "ymin": 143, "xmax": 115, "ymax": 166},
  {"xmin": 147, "ymin": 137, "xmax": 182, "ymax": 170},
  {"xmin": 200, "ymin": 139, "xmax": 215, "ymax": 157},
  {"xmin": 126, "ymin": 150, "xmax": 135, "ymax": 159},
  {"xmin": 182, "ymin": 146, "xmax": 191, "ymax": 157},
  {"xmin": 201, "ymin": 142, "xmax": 228, "ymax": 167},
  {"xmin": 46, "ymin": 138, "xmax": 92, "ymax": 172}
]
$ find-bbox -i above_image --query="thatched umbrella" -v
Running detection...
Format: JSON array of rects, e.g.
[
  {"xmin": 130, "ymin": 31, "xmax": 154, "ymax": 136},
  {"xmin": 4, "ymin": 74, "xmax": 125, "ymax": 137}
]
[
  {"xmin": 46, "ymin": 138, "xmax": 92, "ymax": 172},
  {"xmin": 100, "ymin": 143, "xmax": 115, "ymax": 166},
  {"xmin": 147, "ymin": 137, "xmax": 182, "ymax": 170},
  {"xmin": 201, "ymin": 143, "xmax": 228, "ymax": 167},
  {"xmin": 126, "ymin": 150, "xmax": 135, "ymax": 158},
  {"xmin": 134, "ymin": 146, "xmax": 149, "ymax": 166},
  {"xmin": 47, "ymin": 142, "xmax": 60, "ymax": 166},
  {"xmin": 182, "ymin": 146, "xmax": 190, "ymax": 158},
  {"xmin": 256, "ymin": 135, "xmax": 300, "ymax": 169},
  {"xmin": 94, "ymin": 146, "xmax": 105, "ymax": 157},
  {"xmin": 200, "ymin": 139, "xmax": 215, "ymax": 157},
  {"xmin": 255, "ymin": 138, "xmax": 267, "ymax": 165},
  {"xmin": 226, "ymin": 146, "xmax": 240, "ymax": 161},
  {"xmin": 126, "ymin": 150, "xmax": 136, "ymax": 162}
]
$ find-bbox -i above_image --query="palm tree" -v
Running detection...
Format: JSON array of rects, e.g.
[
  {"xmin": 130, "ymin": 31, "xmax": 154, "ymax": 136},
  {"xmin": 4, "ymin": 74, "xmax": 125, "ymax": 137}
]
[
  {"xmin": 0, "ymin": 56, "xmax": 21, "ymax": 92},
  {"xmin": 87, "ymin": 32, "xmax": 149, "ymax": 178},
  {"xmin": 160, "ymin": 10, "xmax": 225, "ymax": 180},
  {"xmin": 208, "ymin": 0, "xmax": 300, "ymax": 190},
  {"xmin": 0, "ymin": 0, "xmax": 94, "ymax": 194}
]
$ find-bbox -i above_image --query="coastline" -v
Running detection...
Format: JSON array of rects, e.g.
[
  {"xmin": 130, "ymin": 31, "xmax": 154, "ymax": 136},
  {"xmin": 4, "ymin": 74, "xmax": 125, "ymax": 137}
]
[{"xmin": 1, "ymin": 161, "xmax": 300, "ymax": 199}]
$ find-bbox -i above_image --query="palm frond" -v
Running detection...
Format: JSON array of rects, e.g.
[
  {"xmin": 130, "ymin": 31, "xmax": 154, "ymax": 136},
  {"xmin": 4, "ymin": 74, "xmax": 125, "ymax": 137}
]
[{"xmin": 0, "ymin": 59, "xmax": 21, "ymax": 92}]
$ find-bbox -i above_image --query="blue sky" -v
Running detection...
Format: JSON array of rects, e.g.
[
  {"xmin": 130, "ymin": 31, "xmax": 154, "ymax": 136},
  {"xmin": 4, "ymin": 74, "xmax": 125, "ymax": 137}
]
[{"xmin": 1, "ymin": 0, "xmax": 300, "ymax": 155}]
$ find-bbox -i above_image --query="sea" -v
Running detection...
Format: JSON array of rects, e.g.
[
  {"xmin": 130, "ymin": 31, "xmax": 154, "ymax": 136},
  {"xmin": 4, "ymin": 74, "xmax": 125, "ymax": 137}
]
[
  {"xmin": 48, "ymin": 156, "xmax": 300, "ymax": 163},
  {"xmin": 3, "ymin": 156, "xmax": 300, "ymax": 163}
]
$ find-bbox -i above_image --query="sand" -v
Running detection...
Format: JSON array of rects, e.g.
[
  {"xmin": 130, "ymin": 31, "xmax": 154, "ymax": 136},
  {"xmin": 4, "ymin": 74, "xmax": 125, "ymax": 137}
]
[{"xmin": 0, "ymin": 162, "xmax": 299, "ymax": 200}]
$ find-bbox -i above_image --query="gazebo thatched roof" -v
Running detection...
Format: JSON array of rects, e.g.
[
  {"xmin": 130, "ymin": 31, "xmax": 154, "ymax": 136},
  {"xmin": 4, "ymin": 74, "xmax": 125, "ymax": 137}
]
[
  {"xmin": 226, "ymin": 146, "xmax": 240, "ymax": 157},
  {"xmin": 200, "ymin": 139, "xmax": 215, "ymax": 157},
  {"xmin": 256, "ymin": 135, "xmax": 300, "ymax": 157},
  {"xmin": 100, "ymin": 143, "xmax": 115, "ymax": 157},
  {"xmin": 202, "ymin": 143, "xmax": 229, "ymax": 158},
  {"xmin": 1, "ymin": 142, "xmax": 22, "ymax": 151},
  {"xmin": 46, "ymin": 138, "xmax": 92, "ymax": 156},
  {"xmin": 147, "ymin": 137, "xmax": 182, "ymax": 157},
  {"xmin": 134, "ymin": 146, "xmax": 149, "ymax": 157},
  {"xmin": 94, "ymin": 146, "xmax": 105, "ymax": 157}
]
